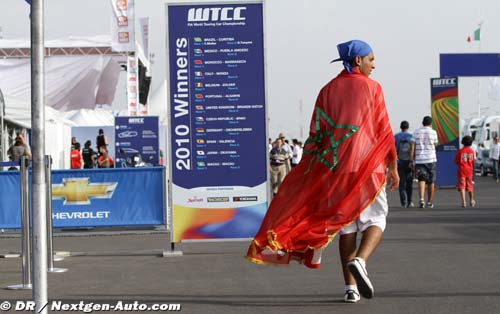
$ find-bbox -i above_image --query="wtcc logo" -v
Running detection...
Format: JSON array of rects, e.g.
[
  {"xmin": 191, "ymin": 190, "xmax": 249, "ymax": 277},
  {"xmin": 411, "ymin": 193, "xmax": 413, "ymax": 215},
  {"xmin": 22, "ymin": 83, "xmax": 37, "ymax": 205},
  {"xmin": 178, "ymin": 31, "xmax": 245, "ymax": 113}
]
[{"xmin": 188, "ymin": 7, "xmax": 246, "ymax": 22}]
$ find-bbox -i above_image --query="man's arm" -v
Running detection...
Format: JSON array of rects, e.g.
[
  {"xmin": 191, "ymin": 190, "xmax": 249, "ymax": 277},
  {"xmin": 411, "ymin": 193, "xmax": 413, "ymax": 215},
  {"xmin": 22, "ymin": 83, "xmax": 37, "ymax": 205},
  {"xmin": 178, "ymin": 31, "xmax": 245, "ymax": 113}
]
[
  {"xmin": 386, "ymin": 159, "xmax": 399, "ymax": 191},
  {"xmin": 410, "ymin": 141, "xmax": 415, "ymax": 162}
]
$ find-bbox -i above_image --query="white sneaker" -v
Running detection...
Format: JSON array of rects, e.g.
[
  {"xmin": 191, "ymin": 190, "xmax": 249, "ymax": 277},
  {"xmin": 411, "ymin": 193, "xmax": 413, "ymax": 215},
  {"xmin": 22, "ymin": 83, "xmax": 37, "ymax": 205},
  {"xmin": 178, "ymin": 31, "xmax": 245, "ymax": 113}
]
[
  {"xmin": 344, "ymin": 289, "xmax": 360, "ymax": 303},
  {"xmin": 347, "ymin": 257, "xmax": 374, "ymax": 299}
]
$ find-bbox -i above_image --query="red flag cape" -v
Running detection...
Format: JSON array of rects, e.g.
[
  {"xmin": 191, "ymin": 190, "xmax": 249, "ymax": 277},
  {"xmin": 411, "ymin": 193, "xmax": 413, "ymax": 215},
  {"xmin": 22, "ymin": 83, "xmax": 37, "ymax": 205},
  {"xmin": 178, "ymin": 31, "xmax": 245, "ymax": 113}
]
[{"xmin": 246, "ymin": 69, "xmax": 396, "ymax": 268}]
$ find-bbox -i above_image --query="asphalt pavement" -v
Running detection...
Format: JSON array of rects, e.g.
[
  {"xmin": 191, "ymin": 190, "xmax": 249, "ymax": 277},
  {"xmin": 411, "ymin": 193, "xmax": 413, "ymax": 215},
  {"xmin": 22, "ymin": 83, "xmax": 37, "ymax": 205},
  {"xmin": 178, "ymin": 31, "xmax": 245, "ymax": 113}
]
[{"xmin": 1, "ymin": 176, "xmax": 499, "ymax": 314}]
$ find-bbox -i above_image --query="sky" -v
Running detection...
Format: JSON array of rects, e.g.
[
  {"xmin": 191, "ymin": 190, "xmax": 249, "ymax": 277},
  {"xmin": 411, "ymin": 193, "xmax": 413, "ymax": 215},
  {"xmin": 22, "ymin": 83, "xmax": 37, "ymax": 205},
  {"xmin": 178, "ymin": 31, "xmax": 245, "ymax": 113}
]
[{"xmin": 1, "ymin": 0, "xmax": 500, "ymax": 140}]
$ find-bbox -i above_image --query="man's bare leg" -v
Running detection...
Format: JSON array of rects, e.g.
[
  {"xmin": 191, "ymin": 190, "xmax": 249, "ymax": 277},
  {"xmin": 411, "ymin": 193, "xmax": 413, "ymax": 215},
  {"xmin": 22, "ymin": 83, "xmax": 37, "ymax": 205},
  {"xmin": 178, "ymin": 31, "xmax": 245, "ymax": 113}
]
[
  {"xmin": 356, "ymin": 226, "xmax": 383, "ymax": 261},
  {"xmin": 339, "ymin": 233, "xmax": 357, "ymax": 285},
  {"xmin": 418, "ymin": 181, "xmax": 426, "ymax": 206},
  {"xmin": 427, "ymin": 183, "xmax": 435, "ymax": 204},
  {"xmin": 339, "ymin": 226, "xmax": 383, "ymax": 283}
]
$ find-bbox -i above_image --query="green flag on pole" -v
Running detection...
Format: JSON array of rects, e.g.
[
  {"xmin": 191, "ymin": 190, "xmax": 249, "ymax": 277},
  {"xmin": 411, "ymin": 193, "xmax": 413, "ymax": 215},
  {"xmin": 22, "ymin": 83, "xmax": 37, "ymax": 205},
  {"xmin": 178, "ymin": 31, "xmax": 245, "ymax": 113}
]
[{"xmin": 474, "ymin": 28, "xmax": 481, "ymax": 41}]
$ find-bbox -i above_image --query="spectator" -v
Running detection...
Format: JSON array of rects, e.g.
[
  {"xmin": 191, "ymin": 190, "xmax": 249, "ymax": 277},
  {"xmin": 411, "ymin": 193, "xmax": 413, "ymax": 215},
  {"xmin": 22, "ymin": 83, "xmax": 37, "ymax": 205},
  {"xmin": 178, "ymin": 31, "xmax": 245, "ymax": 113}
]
[
  {"xmin": 82, "ymin": 140, "xmax": 96, "ymax": 169},
  {"xmin": 394, "ymin": 120, "xmax": 415, "ymax": 208},
  {"xmin": 247, "ymin": 40, "xmax": 399, "ymax": 304},
  {"xmin": 489, "ymin": 137, "xmax": 500, "ymax": 182},
  {"xmin": 97, "ymin": 146, "xmax": 114, "ymax": 168},
  {"xmin": 7, "ymin": 133, "xmax": 32, "ymax": 169},
  {"xmin": 71, "ymin": 136, "xmax": 79, "ymax": 151},
  {"xmin": 96, "ymin": 129, "xmax": 109, "ymax": 152},
  {"xmin": 454, "ymin": 136, "xmax": 476, "ymax": 207},
  {"xmin": 269, "ymin": 138, "xmax": 290, "ymax": 196},
  {"xmin": 412, "ymin": 116, "xmax": 438, "ymax": 208},
  {"xmin": 70, "ymin": 142, "xmax": 82, "ymax": 169},
  {"xmin": 291, "ymin": 139, "xmax": 303, "ymax": 168},
  {"xmin": 279, "ymin": 133, "xmax": 293, "ymax": 173}
]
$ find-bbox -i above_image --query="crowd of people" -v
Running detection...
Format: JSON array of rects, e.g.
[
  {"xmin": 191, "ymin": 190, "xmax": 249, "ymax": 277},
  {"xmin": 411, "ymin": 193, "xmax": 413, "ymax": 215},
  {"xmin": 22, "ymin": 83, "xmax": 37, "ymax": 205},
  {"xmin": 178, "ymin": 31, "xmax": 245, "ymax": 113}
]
[
  {"xmin": 395, "ymin": 117, "xmax": 500, "ymax": 210},
  {"xmin": 70, "ymin": 129, "xmax": 114, "ymax": 169}
]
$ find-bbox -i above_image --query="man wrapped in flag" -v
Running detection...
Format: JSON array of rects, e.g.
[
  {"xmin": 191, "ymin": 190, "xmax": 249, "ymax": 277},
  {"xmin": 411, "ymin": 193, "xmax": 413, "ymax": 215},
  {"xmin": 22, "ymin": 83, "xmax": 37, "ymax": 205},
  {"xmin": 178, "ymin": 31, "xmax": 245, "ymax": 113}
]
[{"xmin": 246, "ymin": 40, "xmax": 399, "ymax": 303}]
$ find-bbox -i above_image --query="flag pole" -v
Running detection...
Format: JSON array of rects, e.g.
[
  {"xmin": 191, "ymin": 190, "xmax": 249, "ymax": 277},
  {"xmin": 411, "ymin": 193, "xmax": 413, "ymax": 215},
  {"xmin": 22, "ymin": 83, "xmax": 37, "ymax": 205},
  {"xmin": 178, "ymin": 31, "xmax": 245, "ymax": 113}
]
[
  {"xmin": 30, "ymin": 0, "xmax": 49, "ymax": 313},
  {"xmin": 476, "ymin": 21, "xmax": 483, "ymax": 119}
]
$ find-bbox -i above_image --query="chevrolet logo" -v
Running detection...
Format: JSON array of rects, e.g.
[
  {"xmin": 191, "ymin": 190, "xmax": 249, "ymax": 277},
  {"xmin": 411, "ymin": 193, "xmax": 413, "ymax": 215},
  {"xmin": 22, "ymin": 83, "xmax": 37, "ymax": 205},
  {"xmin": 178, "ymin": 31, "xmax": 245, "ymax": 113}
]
[{"xmin": 52, "ymin": 178, "xmax": 118, "ymax": 205}]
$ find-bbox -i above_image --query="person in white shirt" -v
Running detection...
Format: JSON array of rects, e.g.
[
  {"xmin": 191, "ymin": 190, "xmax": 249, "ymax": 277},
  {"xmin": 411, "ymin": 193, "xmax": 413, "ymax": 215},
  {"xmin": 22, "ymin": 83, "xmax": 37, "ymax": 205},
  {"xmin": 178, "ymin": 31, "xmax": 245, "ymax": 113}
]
[
  {"xmin": 489, "ymin": 137, "xmax": 500, "ymax": 182},
  {"xmin": 291, "ymin": 139, "xmax": 303, "ymax": 168},
  {"xmin": 411, "ymin": 116, "xmax": 438, "ymax": 208}
]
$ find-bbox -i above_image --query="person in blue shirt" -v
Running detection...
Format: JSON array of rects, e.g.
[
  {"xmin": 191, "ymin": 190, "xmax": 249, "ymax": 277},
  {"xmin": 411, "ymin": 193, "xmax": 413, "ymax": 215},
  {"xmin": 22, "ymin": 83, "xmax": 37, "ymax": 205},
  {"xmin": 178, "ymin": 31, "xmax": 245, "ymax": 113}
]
[{"xmin": 394, "ymin": 121, "xmax": 415, "ymax": 208}]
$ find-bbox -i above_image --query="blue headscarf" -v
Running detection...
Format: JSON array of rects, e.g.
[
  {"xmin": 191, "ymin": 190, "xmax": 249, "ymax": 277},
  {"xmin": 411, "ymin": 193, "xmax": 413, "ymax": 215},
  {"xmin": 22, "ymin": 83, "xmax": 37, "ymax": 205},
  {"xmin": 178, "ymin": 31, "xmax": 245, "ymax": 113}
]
[{"xmin": 331, "ymin": 40, "xmax": 373, "ymax": 74}]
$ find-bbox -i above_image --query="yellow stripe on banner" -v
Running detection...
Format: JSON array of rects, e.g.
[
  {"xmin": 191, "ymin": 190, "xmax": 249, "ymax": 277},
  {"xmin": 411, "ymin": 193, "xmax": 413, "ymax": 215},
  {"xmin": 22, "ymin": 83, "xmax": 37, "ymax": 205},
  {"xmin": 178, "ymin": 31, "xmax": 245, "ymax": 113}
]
[{"xmin": 172, "ymin": 205, "xmax": 200, "ymax": 242}]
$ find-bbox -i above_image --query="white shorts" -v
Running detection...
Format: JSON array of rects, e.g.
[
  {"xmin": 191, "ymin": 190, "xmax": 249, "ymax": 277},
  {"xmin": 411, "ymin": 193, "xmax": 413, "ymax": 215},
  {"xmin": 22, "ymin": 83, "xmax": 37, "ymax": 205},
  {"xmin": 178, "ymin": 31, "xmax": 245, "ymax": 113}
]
[{"xmin": 340, "ymin": 187, "xmax": 388, "ymax": 235}]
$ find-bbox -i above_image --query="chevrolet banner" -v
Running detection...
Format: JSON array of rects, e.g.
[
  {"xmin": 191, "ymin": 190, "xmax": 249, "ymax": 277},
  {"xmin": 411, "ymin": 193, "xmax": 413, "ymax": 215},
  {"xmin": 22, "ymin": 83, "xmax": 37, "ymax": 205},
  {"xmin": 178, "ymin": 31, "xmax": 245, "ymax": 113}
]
[{"xmin": 0, "ymin": 167, "xmax": 164, "ymax": 228}]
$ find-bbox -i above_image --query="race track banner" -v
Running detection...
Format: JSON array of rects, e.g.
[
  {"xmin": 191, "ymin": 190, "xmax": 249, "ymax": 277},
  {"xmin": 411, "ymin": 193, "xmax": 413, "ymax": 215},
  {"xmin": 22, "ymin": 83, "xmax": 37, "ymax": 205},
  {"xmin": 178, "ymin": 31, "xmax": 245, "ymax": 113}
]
[
  {"xmin": 115, "ymin": 116, "xmax": 159, "ymax": 167},
  {"xmin": 167, "ymin": 2, "xmax": 268, "ymax": 242},
  {"xmin": 0, "ymin": 168, "xmax": 164, "ymax": 228},
  {"xmin": 431, "ymin": 77, "xmax": 459, "ymax": 186}
]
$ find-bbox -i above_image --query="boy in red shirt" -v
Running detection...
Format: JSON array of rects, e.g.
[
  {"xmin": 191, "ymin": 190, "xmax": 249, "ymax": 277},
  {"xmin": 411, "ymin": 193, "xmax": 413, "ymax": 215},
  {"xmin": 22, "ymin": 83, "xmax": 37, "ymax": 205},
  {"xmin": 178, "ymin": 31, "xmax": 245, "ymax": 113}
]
[
  {"xmin": 454, "ymin": 136, "xmax": 476, "ymax": 208},
  {"xmin": 70, "ymin": 142, "xmax": 82, "ymax": 169}
]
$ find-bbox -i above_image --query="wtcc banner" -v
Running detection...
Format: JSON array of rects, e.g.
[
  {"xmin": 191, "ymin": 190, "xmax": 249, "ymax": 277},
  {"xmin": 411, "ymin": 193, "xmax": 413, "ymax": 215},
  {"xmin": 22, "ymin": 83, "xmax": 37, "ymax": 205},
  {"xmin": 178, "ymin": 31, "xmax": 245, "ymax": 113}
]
[
  {"xmin": 0, "ymin": 167, "xmax": 164, "ymax": 228},
  {"xmin": 430, "ymin": 77, "xmax": 459, "ymax": 186},
  {"xmin": 167, "ymin": 2, "xmax": 268, "ymax": 242}
]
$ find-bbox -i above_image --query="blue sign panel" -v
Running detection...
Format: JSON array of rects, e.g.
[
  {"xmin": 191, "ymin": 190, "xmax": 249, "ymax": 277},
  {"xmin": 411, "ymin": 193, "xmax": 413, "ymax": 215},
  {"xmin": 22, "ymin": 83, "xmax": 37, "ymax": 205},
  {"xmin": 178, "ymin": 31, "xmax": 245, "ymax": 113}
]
[
  {"xmin": 167, "ymin": 2, "xmax": 268, "ymax": 241},
  {"xmin": 115, "ymin": 116, "xmax": 159, "ymax": 167},
  {"xmin": 0, "ymin": 167, "xmax": 164, "ymax": 228},
  {"xmin": 440, "ymin": 53, "xmax": 500, "ymax": 77},
  {"xmin": 167, "ymin": 3, "xmax": 267, "ymax": 189}
]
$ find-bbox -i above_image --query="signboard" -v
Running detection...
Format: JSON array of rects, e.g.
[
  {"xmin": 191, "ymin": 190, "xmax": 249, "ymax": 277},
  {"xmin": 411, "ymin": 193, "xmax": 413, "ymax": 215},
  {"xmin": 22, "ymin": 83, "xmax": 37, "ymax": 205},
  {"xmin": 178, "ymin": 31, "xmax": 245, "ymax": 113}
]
[
  {"xmin": 440, "ymin": 53, "xmax": 500, "ymax": 77},
  {"xmin": 431, "ymin": 77, "xmax": 459, "ymax": 186},
  {"xmin": 0, "ymin": 168, "xmax": 164, "ymax": 228},
  {"xmin": 167, "ymin": 2, "xmax": 268, "ymax": 242},
  {"xmin": 115, "ymin": 116, "xmax": 159, "ymax": 167}
]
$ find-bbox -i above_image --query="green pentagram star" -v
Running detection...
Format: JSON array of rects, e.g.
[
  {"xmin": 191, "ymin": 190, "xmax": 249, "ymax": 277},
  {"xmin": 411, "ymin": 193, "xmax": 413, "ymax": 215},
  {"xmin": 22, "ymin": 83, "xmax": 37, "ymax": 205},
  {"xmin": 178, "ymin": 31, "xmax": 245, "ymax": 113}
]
[{"xmin": 303, "ymin": 107, "xmax": 359, "ymax": 173}]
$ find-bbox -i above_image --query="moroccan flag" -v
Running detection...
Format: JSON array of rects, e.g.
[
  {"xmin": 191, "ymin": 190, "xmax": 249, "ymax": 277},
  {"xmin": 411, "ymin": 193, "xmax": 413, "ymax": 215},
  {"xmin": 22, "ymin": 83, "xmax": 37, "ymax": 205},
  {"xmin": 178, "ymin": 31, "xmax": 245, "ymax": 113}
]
[
  {"xmin": 246, "ymin": 69, "xmax": 396, "ymax": 268},
  {"xmin": 195, "ymin": 94, "xmax": 204, "ymax": 99},
  {"xmin": 194, "ymin": 59, "xmax": 203, "ymax": 65},
  {"xmin": 467, "ymin": 28, "xmax": 481, "ymax": 42}
]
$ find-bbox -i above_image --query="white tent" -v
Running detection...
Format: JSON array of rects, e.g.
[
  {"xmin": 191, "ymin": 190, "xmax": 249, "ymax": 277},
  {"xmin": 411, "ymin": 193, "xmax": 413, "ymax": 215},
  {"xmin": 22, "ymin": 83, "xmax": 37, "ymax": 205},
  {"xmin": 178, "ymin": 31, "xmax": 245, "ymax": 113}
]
[
  {"xmin": 64, "ymin": 108, "xmax": 115, "ymax": 126},
  {"xmin": 0, "ymin": 36, "xmax": 128, "ymax": 169}
]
